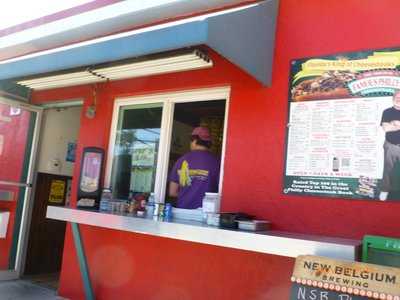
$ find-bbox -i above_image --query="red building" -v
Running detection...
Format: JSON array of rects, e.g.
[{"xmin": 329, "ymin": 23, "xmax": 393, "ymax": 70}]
[{"xmin": 0, "ymin": 1, "xmax": 399, "ymax": 299}]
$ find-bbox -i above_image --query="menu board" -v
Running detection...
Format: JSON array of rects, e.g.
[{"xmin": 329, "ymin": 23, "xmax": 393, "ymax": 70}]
[{"xmin": 284, "ymin": 47, "xmax": 400, "ymax": 200}]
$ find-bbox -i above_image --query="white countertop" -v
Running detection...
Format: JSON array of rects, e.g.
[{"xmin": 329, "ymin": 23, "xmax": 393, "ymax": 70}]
[{"xmin": 46, "ymin": 206, "xmax": 361, "ymax": 260}]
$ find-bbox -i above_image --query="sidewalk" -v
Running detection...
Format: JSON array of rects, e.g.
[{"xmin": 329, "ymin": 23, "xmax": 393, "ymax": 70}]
[{"xmin": 0, "ymin": 280, "xmax": 66, "ymax": 300}]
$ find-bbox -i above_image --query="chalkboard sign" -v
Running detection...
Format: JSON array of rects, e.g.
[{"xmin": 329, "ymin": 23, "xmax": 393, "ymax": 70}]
[{"xmin": 290, "ymin": 283, "xmax": 369, "ymax": 300}]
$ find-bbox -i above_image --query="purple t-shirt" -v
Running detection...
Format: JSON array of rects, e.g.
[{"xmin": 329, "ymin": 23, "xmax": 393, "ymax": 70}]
[{"xmin": 169, "ymin": 150, "xmax": 220, "ymax": 209}]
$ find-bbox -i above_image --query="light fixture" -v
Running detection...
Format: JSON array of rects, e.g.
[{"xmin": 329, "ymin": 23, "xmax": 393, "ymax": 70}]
[
  {"xmin": 92, "ymin": 50, "xmax": 212, "ymax": 80},
  {"xmin": 17, "ymin": 70, "xmax": 106, "ymax": 90},
  {"xmin": 15, "ymin": 49, "xmax": 212, "ymax": 91}
]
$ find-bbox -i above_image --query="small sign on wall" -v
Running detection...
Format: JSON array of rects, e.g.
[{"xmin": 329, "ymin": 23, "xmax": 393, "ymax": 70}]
[
  {"xmin": 0, "ymin": 135, "xmax": 3, "ymax": 156},
  {"xmin": 48, "ymin": 180, "xmax": 65, "ymax": 204},
  {"xmin": 9, "ymin": 107, "xmax": 21, "ymax": 116},
  {"xmin": 66, "ymin": 142, "xmax": 76, "ymax": 162},
  {"xmin": 0, "ymin": 211, "xmax": 10, "ymax": 238},
  {"xmin": 290, "ymin": 255, "xmax": 400, "ymax": 300}
]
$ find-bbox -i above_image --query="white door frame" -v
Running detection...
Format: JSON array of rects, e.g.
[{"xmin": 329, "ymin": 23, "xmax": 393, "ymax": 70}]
[
  {"xmin": 105, "ymin": 86, "xmax": 231, "ymax": 203},
  {"xmin": 0, "ymin": 97, "xmax": 43, "ymax": 280}
]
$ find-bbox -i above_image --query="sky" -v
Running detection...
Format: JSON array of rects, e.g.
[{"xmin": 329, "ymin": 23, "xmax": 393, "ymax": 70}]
[{"xmin": 0, "ymin": 0, "xmax": 93, "ymax": 30}]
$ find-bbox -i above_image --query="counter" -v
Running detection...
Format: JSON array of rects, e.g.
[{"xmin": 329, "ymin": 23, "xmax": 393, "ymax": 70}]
[{"xmin": 46, "ymin": 206, "xmax": 361, "ymax": 260}]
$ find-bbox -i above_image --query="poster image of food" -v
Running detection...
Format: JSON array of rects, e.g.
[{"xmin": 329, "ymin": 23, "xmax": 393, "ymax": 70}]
[
  {"xmin": 131, "ymin": 142, "xmax": 156, "ymax": 167},
  {"xmin": 80, "ymin": 152, "xmax": 101, "ymax": 193},
  {"xmin": 284, "ymin": 47, "xmax": 400, "ymax": 201}
]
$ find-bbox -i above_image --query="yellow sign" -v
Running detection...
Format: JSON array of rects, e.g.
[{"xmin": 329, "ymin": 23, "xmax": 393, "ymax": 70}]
[
  {"xmin": 292, "ymin": 255, "xmax": 400, "ymax": 298},
  {"xmin": 302, "ymin": 56, "xmax": 398, "ymax": 72},
  {"xmin": 293, "ymin": 51, "xmax": 400, "ymax": 83},
  {"xmin": 48, "ymin": 180, "xmax": 65, "ymax": 204}
]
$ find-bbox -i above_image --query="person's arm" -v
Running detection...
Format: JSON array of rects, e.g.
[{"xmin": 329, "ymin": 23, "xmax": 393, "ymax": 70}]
[
  {"xmin": 168, "ymin": 158, "xmax": 181, "ymax": 198},
  {"xmin": 210, "ymin": 157, "xmax": 221, "ymax": 193},
  {"xmin": 382, "ymin": 121, "xmax": 400, "ymax": 132},
  {"xmin": 169, "ymin": 181, "xmax": 179, "ymax": 198}
]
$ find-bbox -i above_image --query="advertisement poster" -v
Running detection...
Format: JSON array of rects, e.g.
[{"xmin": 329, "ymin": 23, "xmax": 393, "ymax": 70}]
[
  {"xmin": 48, "ymin": 180, "xmax": 66, "ymax": 204},
  {"xmin": 131, "ymin": 142, "xmax": 156, "ymax": 167},
  {"xmin": 284, "ymin": 48, "xmax": 400, "ymax": 201},
  {"xmin": 80, "ymin": 152, "xmax": 102, "ymax": 193},
  {"xmin": 66, "ymin": 142, "xmax": 76, "ymax": 162}
]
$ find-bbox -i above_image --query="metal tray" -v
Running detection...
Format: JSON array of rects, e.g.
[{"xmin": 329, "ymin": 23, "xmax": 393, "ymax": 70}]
[{"xmin": 237, "ymin": 220, "xmax": 271, "ymax": 231}]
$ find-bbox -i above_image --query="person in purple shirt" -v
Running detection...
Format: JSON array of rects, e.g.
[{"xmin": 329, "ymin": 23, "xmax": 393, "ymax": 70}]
[{"xmin": 169, "ymin": 127, "xmax": 220, "ymax": 209}]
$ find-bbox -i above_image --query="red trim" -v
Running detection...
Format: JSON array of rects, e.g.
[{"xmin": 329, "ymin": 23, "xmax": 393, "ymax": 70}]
[{"xmin": 0, "ymin": 0, "xmax": 123, "ymax": 38}]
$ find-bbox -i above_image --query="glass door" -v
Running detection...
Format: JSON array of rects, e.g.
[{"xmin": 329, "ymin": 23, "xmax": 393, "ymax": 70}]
[{"xmin": 0, "ymin": 98, "xmax": 42, "ymax": 280}]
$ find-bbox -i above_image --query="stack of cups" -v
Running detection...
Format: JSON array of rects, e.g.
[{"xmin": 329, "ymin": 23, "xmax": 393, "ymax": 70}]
[{"xmin": 202, "ymin": 193, "xmax": 220, "ymax": 223}]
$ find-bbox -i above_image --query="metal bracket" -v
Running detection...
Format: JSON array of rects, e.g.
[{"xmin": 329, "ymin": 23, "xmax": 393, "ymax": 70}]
[{"xmin": 71, "ymin": 223, "xmax": 95, "ymax": 300}]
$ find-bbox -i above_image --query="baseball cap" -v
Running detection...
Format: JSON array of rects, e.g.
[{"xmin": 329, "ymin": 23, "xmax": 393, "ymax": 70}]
[{"xmin": 191, "ymin": 126, "xmax": 211, "ymax": 141}]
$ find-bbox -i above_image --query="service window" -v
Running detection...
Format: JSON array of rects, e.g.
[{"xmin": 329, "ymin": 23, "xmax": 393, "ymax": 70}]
[
  {"xmin": 106, "ymin": 87, "xmax": 230, "ymax": 204},
  {"xmin": 110, "ymin": 103, "xmax": 162, "ymax": 199}
]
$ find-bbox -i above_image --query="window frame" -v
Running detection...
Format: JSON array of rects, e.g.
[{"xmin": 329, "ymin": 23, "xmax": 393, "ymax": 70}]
[{"xmin": 105, "ymin": 86, "xmax": 231, "ymax": 203}]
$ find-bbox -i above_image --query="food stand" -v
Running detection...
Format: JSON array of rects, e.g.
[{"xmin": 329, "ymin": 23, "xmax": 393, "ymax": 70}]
[{"xmin": 0, "ymin": 1, "xmax": 399, "ymax": 299}]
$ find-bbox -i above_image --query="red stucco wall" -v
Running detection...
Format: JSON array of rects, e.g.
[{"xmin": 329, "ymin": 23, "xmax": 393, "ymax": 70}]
[{"xmin": 32, "ymin": 0, "xmax": 400, "ymax": 299}]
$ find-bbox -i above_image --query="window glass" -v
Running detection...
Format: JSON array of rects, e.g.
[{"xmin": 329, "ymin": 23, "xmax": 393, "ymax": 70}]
[
  {"xmin": 166, "ymin": 100, "xmax": 226, "ymax": 206},
  {"xmin": 110, "ymin": 103, "xmax": 162, "ymax": 199},
  {"xmin": 108, "ymin": 90, "xmax": 229, "ymax": 206}
]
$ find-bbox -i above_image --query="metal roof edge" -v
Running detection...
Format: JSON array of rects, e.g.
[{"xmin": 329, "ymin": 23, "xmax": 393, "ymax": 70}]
[
  {"xmin": 207, "ymin": 0, "xmax": 279, "ymax": 86},
  {"xmin": 0, "ymin": 1, "xmax": 278, "ymax": 88},
  {"xmin": 0, "ymin": 21, "xmax": 209, "ymax": 80}
]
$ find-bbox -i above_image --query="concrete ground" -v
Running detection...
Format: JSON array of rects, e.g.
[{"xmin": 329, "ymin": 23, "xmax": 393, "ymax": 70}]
[{"xmin": 0, "ymin": 280, "xmax": 65, "ymax": 300}]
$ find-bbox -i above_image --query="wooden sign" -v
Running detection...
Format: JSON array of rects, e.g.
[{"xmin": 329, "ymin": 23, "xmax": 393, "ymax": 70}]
[
  {"xmin": 48, "ymin": 180, "xmax": 65, "ymax": 204},
  {"xmin": 290, "ymin": 255, "xmax": 400, "ymax": 300}
]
